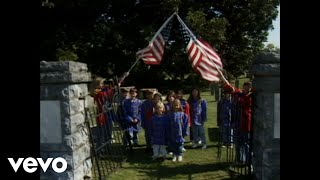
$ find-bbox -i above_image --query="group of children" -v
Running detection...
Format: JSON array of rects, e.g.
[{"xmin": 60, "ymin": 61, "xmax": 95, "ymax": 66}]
[
  {"xmin": 90, "ymin": 75, "xmax": 253, "ymax": 164},
  {"xmin": 121, "ymin": 88, "xmax": 208, "ymax": 162}
]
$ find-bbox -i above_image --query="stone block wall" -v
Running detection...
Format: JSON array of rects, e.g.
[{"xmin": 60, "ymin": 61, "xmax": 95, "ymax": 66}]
[
  {"xmin": 40, "ymin": 61, "xmax": 93, "ymax": 180},
  {"xmin": 251, "ymin": 53, "xmax": 280, "ymax": 180}
]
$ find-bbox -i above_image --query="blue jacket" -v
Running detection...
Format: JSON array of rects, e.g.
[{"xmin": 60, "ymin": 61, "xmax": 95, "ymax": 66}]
[
  {"xmin": 151, "ymin": 114, "xmax": 170, "ymax": 145},
  {"xmin": 218, "ymin": 98, "xmax": 234, "ymax": 127},
  {"xmin": 165, "ymin": 102, "xmax": 173, "ymax": 114},
  {"xmin": 190, "ymin": 99, "xmax": 207, "ymax": 126},
  {"xmin": 168, "ymin": 112, "xmax": 189, "ymax": 144},
  {"xmin": 141, "ymin": 99, "xmax": 154, "ymax": 135},
  {"xmin": 122, "ymin": 98, "xmax": 142, "ymax": 132}
]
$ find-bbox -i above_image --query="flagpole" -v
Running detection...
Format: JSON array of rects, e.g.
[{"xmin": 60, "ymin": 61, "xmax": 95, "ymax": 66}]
[
  {"xmin": 117, "ymin": 57, "xmax": 140, "ymax": 87},
  {"xmin": 136, "ymin": 12, "xmax": 175, "ymax": 58},
  {"xmin": 119, "ymin": 13, "xmax": 175, "ymax": 87},
  {"xmin": 175, "ymin": 14, "xmax": 230, "ymax": 85},
  {"xmin": 149, "ymin": 12, "xmax": 175, "ymax": 43}
]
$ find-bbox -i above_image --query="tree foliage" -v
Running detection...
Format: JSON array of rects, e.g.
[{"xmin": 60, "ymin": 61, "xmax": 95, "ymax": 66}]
[
  {"xmin": 263, "ymin": 43, "xmax": 280, "ymax": 54},
  {"xmin": 40, "ymin": 0, "xmax": 279, "ymax": 88}
]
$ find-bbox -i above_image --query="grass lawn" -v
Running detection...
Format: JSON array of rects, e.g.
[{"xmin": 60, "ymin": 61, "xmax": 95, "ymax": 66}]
[{"xmin": 105, "ymin": 88, "xmax": 251, "ymax": 180}]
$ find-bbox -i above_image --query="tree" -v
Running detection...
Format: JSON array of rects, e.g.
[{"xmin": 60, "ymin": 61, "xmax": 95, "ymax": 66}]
[
  {"xmin": 199, "ymin": 0, "xmax": 279, "ymax": 79},
  {"xmin": 40, "ymin": 0, "xmax": 280, "ymax": 88},
  {"xmin": 263, "ymin": 43, "xmax": 280, "ymax": 54}
]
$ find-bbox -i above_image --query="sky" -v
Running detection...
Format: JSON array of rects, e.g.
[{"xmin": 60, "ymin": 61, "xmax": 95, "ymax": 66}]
[{"xmin": 265, "ymin": 6, "xmax": 280, "ymax": 48}]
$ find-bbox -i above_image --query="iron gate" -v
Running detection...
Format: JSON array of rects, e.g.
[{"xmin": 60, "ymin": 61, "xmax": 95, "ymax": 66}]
[
  {"xmin": 82, "ymin": 90, "xmax": 130, "ymax": 180},
  {"xmin": 217, "ymin": 95, "xmax": 254, "ymax": 178}
]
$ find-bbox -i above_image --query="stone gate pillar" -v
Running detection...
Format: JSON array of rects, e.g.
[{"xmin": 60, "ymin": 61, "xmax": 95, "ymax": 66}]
[
  {"xmin": 251, "ymin": 53, "xmax": 280, "ymax": 180},
  {"xmin": 40, "ymin": 61, "xmax": 93, "ymax": 180}
]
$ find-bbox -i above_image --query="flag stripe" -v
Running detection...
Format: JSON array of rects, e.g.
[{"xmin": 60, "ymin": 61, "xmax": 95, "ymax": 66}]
[
  {"xmin": 202, "ymin": 56, "xmax": 222, "ymax": 71},
  {"xmin": 142, "ymin": 58, "xmax": 159, "ymax": 64},
  {"xmin": 142, "ymin": 56, "xmax": 158, "ymax": 62},
  {"xmin": 198, "ymin": 61, "xmax": 220, "ymax": 76},
  {"xmin": 150, "ymin": 45, "xmax": 162, "ymax": 62},
  {"xmin": 197, "ymin": 40, "xmax": 223, "ymax": 68},
  {"xmin": 136, "ymin": 17, "xmax": 172, "ymax": 65},
  {"xmin": 198, "ymin": 66, "xmax": 218, "ymax": 78},
  {"xmin": 187, "ymin": 40, "xmax": 201, "ymax": 68},
  {"xmin": 198, "ymin": 39, "xmax": 220, "ymax": 60},
  {"xmin": 190, "ymin": 48, "xmax": 201, "ymax": 68},
  {"xmin": 198, "ymin": 69, "xmax": 220, "ymax": 81},
  {"xmin": 152, "ymin": 34, "xmax": 165, "ymax": 62},
  {"xmin": 186, "ymin": 38, "xmax": 223, "ymax": 82}
]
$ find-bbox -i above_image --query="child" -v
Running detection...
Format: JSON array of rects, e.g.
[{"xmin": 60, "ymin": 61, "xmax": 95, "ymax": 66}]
[
  {"xmin": 168, "ymin": 99, "xmax": 189, "ymax": 162},
  {"xmin": 153, "ymin": 92, "xmax": 163, "ymax": 104},
  {"xmin": 122, "ymin": 88, "xmax": 142, "ymax": 146},
  {"xmin": 90, "ymin": 77, "xmax": 109, "ymax": 148},
  {"xmin": 152, "ymin": 92, "xmax": 163, "ymax": 115},
  {"xmin": 165, "ymin": 90, "xmax": 175, "ymax": 113},
  {"xmin": 118, "ymin": 88, "xmax": 131, "ymax": 146},
  {"xmin": 141, "ymin": 90, "xmax": 155, "ymax": 153},
  {"xmin": 175, "ymin": 90, "xmax": 190, "ymax": 122},
  {"xmin": 223, "ymin": 82, "xmax": 254, "ymax": 164},
  {"xmin": 218, "ymin": 92, "xmax": 234, "ymax": 148},
  {"xmin": 175, "ymin": 90, "xmax": 190, "ymax": 152},
  {"xmin": 150, "ymin": 101, "xmax": 170, "ymax": 160},
  {"xmin": 120, "ymin": 88, "xmax": 130, "ymax": 101},
  {"xmin": 164, "ymin": 91, "xmax": 175, "ymax": 155},
  {"xmin": 187, "ymin": 88, "xmax": 208, "ymax": 149}
]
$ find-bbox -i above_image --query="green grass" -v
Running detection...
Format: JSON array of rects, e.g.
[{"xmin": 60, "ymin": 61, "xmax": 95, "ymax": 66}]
[{"xmin": 106, "ymin": 90, "xmax": 250, "ymax": 180}]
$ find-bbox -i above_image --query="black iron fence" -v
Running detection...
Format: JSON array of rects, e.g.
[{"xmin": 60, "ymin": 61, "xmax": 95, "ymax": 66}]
[
  {"xmin": 217, "ymin": 98, "xmax": 254, "ymax": 177},
  {"xmin": 81, "ymin": 91, "xmax": 130, "ymax": 180}
]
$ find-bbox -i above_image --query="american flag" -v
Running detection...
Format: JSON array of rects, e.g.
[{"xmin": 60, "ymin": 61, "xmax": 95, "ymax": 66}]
[
  {"xmin": 178, "ymin": 18, "xmax": 223, "ymax": 82},
  {"xmin": 186, "ymin": 36, "xmax": 223, "ymax": 82},
  {"xmin": 136, "ymin": 15, "xmax": 173, "ymax": 65}
]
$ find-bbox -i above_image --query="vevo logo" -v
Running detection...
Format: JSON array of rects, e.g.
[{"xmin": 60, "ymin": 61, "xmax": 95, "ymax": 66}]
[{"xmin": 8, "ymin": 157, "xmax": 67, "ymax": 173}]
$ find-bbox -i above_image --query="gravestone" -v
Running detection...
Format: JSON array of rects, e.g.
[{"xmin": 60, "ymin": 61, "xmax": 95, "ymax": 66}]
[
  {"xmin": 251, "ymin": 53, "xmax": 280, "ymax": 180},
  {"xmin": 40, "ymin": 61, "xmax": 93, "ymax": 180}
]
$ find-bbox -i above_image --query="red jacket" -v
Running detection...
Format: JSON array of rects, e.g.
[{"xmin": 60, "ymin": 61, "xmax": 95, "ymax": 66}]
[
  {"xmin": 223, "ymin": 84, "xmax": 253, "ymax": 132},
  {"xmin": 238, "ymin": 92, "xmax": 253, "ymax": 132},
  {"xmin": 94, "ymin": 89, "xmax": 109, "ymax": 126},
  {"xmin": 180, "ymin": 99, "xmax": 191, "ymax": 126}
]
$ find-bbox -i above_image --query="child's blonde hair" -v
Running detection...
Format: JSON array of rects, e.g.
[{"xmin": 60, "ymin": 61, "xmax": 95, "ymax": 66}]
[
  {"xmin": 173, "ymin": 99, "xmax": 184, "ymax": 112},
  {"xmin": 154, "ymin": 101, "xmax": 165, "ymax": 114}
]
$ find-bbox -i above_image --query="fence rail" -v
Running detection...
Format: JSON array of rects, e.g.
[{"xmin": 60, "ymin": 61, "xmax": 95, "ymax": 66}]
[
  {"xmin": 81, "ymin": 91, "xmax": 130, "ymax": 180},
  {"xmin": 217, "ymin": 99, "xmax": 254, "ymax": 178}
]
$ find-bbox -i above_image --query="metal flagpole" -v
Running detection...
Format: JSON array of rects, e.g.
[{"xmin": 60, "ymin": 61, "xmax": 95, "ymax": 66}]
[
  {"xmin": 118, "ymin": 57, "xmax": 139, "ymax": 86},
  {"xmin": 149, "ymin": 13, "xmax": 175, "ymax": 44},
  {"xmin": 175, "ymin": 13, "xmax": 230, "ymax": 85},
  {"xmin": 118, "ymin": 12, "xmax": 176, "ymax": 86}
]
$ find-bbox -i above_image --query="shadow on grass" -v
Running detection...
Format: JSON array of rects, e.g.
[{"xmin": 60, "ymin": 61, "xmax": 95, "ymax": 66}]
[
  {"xmin": 149, "ymin": 162, "xmax": 229, "ymax": 177},
  {"xmin": 126, "ymin": 146, "xmax": 155, "ymax": 165},
  {"xmin": 208, "ymin": 127, "xmax": 220, "ymax": 142},
  {"xmin": 126, "ymin": 143, "xmax": 221, "ymax": 165},
  {"xmin": 221, "ymin": 174, "xmax": 255, "ymax": 180},
  {"xmin": 183, "ymin": 144, "xmax": 219, "ymax": 150},
  {"xmin": 123, "ymin": 162, "xmax": 253, "ymax": 180}
]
